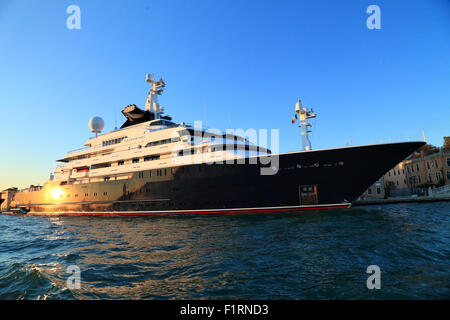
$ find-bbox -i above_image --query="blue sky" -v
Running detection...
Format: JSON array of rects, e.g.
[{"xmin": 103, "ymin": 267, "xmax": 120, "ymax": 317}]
[{"xmin": 0, "ymin": 0, "xmax": 449, "ymax": 189}]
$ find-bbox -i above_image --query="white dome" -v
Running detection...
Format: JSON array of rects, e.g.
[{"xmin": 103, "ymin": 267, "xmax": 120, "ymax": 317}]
[{"xmin": 89, "ymin": 116, "xmax": 104, "ymax": 133}]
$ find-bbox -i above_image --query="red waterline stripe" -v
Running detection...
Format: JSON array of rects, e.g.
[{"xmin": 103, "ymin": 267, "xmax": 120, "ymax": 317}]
[{"xmin": 29, "ymin": 204, "xmax": 351, "ymax": 216}]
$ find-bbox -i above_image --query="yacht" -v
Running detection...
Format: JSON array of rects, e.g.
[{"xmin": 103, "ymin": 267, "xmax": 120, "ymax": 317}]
[{"xmin": 0, "ymin": 74, "xmax": 424, "ymax": 215}]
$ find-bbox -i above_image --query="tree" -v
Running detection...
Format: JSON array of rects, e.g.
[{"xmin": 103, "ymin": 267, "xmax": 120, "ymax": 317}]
[
  {"xmin": 443, "ymin": 136, "xmax": 450, "ymax": 152},
  {"xmin": 419, "ymin": 143, "xmax": 439, "ymax": 156}
]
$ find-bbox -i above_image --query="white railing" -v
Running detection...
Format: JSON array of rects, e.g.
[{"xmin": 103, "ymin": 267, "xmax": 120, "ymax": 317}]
[{"xmin": 67, "ymin": 146, "xmax": 90, "ymax": 154}]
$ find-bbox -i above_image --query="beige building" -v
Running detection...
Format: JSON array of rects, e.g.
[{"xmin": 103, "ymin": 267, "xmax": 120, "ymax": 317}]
[
  {"xmin": 384, "ymin": 161, "xmax": 409, "ymax": 197},
  {"xmin": 404, "ymin": 149, "xmax": 450, "ymax": 192},
  {"xmin": 362, "ymin": 137, "xmax": 450, "ymax": 199},
  {"xmin": 360, "ymin": 178, "xmax": 385, "ymax": 199}
]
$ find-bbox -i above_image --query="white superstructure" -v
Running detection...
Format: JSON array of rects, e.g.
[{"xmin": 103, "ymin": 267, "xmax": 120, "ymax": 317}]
[{"xmin": 52, "ymin": 75, "xmax": 271, "ymax": 184}]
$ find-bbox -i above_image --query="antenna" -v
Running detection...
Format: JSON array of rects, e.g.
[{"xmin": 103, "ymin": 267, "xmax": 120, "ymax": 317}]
[
  {"xmin": 292, "ymin": 98, "xmax": 316, "ymax": 151},
  {"xmin": 89, "ymin": 116, "xmax": 104, "ymax": 138},
  {"xmin": 422, "ymin": 129, "xmax": 427, "ymax": 142},
  {"xmin": 145, "ymin": 73, "xmax": 166, "ymax": 119}
]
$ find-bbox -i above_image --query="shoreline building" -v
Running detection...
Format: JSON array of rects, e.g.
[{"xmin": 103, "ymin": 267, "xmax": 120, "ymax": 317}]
[{"xmin": 362, "ymin": 137, "xmax": 450, "ymax": 199}]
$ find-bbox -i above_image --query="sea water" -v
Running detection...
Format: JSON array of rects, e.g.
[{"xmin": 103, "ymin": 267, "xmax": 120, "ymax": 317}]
[{"xmin": 0, "ymin": 202, "xmax": 448, "ymax": 299}]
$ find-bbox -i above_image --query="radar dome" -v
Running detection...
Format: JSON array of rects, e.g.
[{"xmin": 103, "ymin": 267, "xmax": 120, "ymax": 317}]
[{"xmin": 89, "ymin": 116, "xmax": 104, "ymax": 133}]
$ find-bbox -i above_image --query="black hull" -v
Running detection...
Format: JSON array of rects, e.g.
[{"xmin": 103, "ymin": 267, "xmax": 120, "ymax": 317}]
[{"xmin": 12, "ymin": 142, "xmax": 424, "ymax": 215}]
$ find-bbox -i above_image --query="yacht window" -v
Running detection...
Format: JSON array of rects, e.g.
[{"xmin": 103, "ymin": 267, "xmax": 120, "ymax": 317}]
[
  {"xmin": 118, "ymin": 161, "xmax": 124, "ymax": 166},
  {"xmin": 145, "ymin": 137, "xmax": 180, "ymax": 148},
  {"xmin": 150, "ymin": 120, "xmax": 162, "ymax": 126},
  {"xmin": 103, "ymin": 136, "xmax": 127, "ymax": 147},
  {"xmin": 144, "ymin": 155, "xmax": 160, "ymax": 161},
  {"xmin": 132, "ymin": 158, "xmax": 139, "ymax": 163}
]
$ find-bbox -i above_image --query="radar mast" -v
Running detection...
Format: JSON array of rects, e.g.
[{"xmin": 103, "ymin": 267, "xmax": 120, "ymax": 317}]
[
  {"xmin": 145, "ymin": 73, "xmax": 166, "ymax": 119},
  {"xmin": 292, "ymin": 98, "xmax": 316, "ymax": 151}
]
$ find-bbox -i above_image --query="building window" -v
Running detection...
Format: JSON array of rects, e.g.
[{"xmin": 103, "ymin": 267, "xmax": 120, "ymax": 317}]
[
  {"xmin": 416, "ymin": 164, "xmax": 419, "ymax": 172},
  {"xmin": 368, "ymin": 188, "xmax": 372, "ymax": 195},
  {"xmin": 407, "ymin": 166, "xmax": 410, "ymax": 173},
  {"xmin": 388, "ymin": 172, "xmax": 391, "ymax": 177},
  {"xmin": 427, "ymin": 162, "xmax": 430, "ymax": 170},
  {"xmin": 393, "ymin": 171, "xmax": 396, "ymax": 176},
  {"xmin": 447, "ymin": 171, "xmax": 450, "ymax": 180},
  {"xmin": 104, "ymin": 177, "xmax": 110, "ymax": 181},
  {"xmin": 447, "ymin": 158, "xmax": 450, "ymax": 167},
  {"xmin": 435, "ymin": 160, "xmax": 438, "ymax": 169},
  {"xmin": 436, "ymin": 172, "xmax": 441, "ymax": 182},
  {"xmin": 428, "ymin": 174, "xmax": 432, "ymax": 183},
  {"xmin": 376, "ymin": 187, "xmax": 381, "ymax": 194},
  {"xmin": 418, "ymin": 176, "xmax": 421, "ymax": 183}
]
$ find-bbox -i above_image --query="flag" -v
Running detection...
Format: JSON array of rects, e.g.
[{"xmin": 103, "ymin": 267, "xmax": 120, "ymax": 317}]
[{"xmin": 291, "ymin": 114, "xmax": 297, "ymax": 124}]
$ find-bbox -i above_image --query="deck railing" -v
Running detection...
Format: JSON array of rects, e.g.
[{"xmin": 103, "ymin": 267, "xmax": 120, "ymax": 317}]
[{"xmin": 67, "ymin": 146, "xmax": 90, "ymax": 154}]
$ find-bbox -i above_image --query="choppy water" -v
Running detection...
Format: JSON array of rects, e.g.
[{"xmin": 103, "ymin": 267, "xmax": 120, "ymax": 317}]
[{"xmin": 0, "ymin": 202, "xmax": 449, "ymax": 300}]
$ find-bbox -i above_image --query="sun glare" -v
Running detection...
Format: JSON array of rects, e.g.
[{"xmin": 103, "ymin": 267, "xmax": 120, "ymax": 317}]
[{"xmin": 50, "ymin": 188, "xmax": 64, "ymax": 199}]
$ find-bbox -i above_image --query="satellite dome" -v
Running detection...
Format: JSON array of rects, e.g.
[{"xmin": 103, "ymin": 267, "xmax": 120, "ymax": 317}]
[{"xmin": 89, "ymin": 116, "xmax": 104, "ymax": 133}]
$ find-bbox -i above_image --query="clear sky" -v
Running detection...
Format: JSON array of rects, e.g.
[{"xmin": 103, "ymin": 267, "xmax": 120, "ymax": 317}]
[{"xmin": 0, "ymin": 0, "xmax": 449, "ymax": 190}]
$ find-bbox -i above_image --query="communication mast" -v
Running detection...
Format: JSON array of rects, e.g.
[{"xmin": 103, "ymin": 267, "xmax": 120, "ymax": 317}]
[
  {"xmin": 292, "ymin": 98, "xmax": 316, "ymax": 151},
  {"xmin": 145, "ymin": 73, "xmax": 166, "ymax": 119}
]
